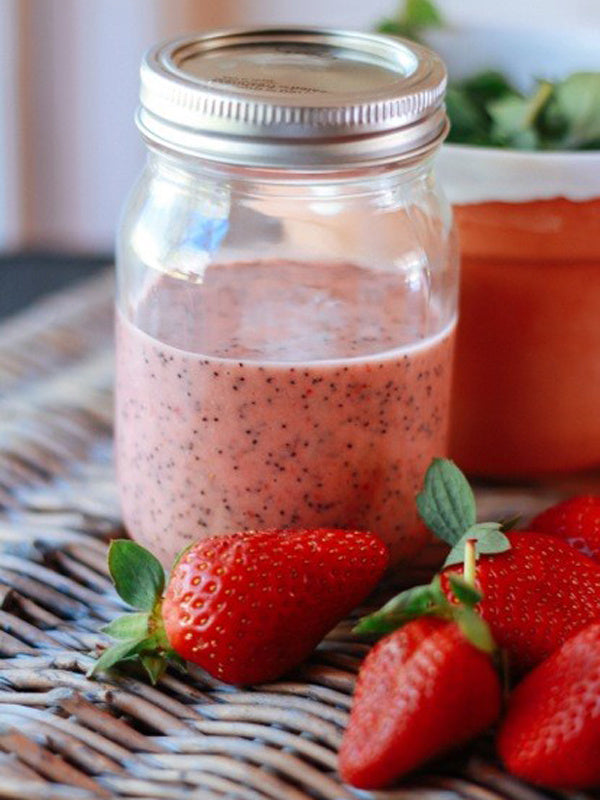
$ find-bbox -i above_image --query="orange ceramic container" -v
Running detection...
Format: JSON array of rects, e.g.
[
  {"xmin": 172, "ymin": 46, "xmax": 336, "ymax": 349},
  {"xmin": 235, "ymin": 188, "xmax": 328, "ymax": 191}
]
[
  {"xmin": 450, "ymin": 197, "xmax": 600, "ymax": 477},
  {"xmin": 429, "ymin": 25, "xmax": 600, "ymax": 478}
]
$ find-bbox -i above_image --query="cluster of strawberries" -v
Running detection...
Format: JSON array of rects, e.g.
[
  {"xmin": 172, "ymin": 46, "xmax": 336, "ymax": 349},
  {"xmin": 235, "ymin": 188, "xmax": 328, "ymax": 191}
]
[
  {"xmin": 93, "ymin": 460, "xmax": 600, "ymax": 793},
  {"xmin": 340, "ymin": 474, "xmax": 600, "ymax": 791}
]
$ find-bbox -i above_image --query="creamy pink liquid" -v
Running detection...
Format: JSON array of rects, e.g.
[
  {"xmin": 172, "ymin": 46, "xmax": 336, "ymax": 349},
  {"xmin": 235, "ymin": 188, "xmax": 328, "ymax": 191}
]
[{"xmin": 116, "ymin": 261, "xmax": 455, "ymax": 567}]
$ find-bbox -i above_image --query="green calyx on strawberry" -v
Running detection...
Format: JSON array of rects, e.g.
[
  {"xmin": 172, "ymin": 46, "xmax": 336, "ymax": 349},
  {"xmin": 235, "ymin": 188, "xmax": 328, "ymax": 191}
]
[
  {"xmin": 356, "ymin": 550, "xmax": 495, "ymax": 655},
  {"xmin": 416, "ymin": 457, "xmax": 514, "ymax": 568},
  {"xmin": 356, "ymin": 457, "xmax": 510, "ymax": 649},
  {"xmin": 340, "ymin": 460, "xmax": 509, "ymax": 790},
  {"xmin": 90, "ymin": 528, "xmax": 389, "ymax": 686},
  {"xmin": 89, "ymin": 540, "xmax": 184, "ymax": 684}
]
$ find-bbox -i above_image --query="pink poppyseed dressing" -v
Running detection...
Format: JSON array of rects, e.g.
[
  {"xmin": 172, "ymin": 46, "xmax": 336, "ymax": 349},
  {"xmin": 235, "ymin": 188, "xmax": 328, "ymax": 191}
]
[{"xmin": 116, "ymin": 260, "xmax": 455, "ymax": 568}]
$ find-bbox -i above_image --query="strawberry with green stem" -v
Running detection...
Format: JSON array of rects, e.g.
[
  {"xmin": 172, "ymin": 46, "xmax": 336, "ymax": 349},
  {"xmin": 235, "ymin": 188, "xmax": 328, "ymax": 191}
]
[
  {"xmin": 91, "ymin": 527, "xmax": 388, "ymax": 686},
  {"xmin": 357, "ymin": 458, "xmax": 600, "ymax": 672},
  {"xmin": 339, "ymin": 535, "xmax": 501, "ymax": 789},
  {"xmin": 356, "ymin": 458, "xmax": 512, "ymax": 636}
]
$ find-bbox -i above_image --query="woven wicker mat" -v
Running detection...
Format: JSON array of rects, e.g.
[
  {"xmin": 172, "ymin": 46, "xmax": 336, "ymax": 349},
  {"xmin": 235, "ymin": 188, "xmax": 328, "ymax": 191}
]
[{"xmin": 0, "ymin": 270, "xmax": 595, "ymax": 800}]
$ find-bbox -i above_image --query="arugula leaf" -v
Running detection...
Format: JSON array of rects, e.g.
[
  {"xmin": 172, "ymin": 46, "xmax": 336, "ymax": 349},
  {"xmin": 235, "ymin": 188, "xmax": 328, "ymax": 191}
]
[
  {"xmin": 445, "ymin": 87, "xmax": 490, "ymax": 144},
  {"xmin": 403, "ymin": 0, "xmax": 444, "ymax": 26},
  {"xmin": 446, "ymin": 71, "xmax": 519, "ymax": 146},
  {"xmin": 450, "ymin": 71, "xmax": 600, "ymax": 151},
  {"xmin": 375, "ymin": 2, "xmax": 600, "ymax": 151},
  {"xmin": 551, "ymin": 72, "xmax": 600, "ymax": 149},
  {"xmin": 377, "ymin": 0, "xmax": 443, "ymax": 41},
  {"xmin": 488, "ymin": 80, "xmax": 553, "ymax": 149},
  {"xmin": 461, "ymin": 70, "xmax": 515, "ymax": 105}
]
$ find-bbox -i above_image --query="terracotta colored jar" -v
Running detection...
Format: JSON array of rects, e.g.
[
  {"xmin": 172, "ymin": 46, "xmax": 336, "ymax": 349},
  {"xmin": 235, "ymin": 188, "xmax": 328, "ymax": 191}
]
[
  {"xmin": 429, "ymin": 25, "xmax": 600, "ymax": 479},
  {"xmin": 450, "ymin": 195, "xmax": 600, "ymax": 477}
]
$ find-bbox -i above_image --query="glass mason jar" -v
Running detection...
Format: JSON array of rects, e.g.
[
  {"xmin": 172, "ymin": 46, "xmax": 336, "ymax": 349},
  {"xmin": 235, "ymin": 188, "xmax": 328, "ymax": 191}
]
[{"xmin": 116, "ymin": 28, "xmax": 458, "ymax": 568}]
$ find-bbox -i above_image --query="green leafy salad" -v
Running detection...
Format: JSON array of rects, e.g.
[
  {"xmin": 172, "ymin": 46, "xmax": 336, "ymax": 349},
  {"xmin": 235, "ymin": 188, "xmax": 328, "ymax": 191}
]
[{"xmin": 377, "ymin": 0, "xmax": 600, "ymax": 150}]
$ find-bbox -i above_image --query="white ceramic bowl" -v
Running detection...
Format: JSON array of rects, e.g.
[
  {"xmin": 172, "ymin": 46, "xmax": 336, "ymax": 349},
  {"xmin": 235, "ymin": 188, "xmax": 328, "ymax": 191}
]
[{"xmin": 427, "ymin": 25, "xmax": 600, "ymax": 204}]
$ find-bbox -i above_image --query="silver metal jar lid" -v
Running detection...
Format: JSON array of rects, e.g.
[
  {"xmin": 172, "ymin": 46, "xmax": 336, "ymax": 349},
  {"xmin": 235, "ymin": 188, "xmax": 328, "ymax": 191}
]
[{"xmin": 138, "ymin": 27, "xmax": 448, "ymax": 170}]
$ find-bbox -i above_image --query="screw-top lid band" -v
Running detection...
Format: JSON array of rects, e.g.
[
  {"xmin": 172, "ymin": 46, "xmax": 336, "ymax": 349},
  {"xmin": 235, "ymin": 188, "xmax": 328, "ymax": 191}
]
[{"xmin": 138, "ymin": 27, "xmax": 448, "ymax": 169}]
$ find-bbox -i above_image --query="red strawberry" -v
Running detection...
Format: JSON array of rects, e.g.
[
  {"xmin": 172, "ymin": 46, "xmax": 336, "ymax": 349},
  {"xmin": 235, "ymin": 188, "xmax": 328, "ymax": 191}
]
[
  {"xmin": 531, "ymin": 495, "xmax": 600, "ymax": 562},
  {"xmin": 91, "ymin": 528, "xmax": 388, "ymax": 686},
  {"xmin": 356, "ymin": 459, "xmax": 600, "ymax": 674},
  {"xmin": 443, "ymin": 532, "xmax": 600, "ymax": 672},
  {"xmin": 498, "ymin": 621, "xmax": 600, "ymax": 789},
  {"xmin": 339, "ymin": 617, "xmax": 501, "ymax": 789}
]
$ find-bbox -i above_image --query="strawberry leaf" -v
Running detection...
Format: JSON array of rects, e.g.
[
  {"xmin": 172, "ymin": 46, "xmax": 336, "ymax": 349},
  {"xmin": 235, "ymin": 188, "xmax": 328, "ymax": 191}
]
[
  {"xmin": 452, "ymin": 606, "xmax": 495, "ymax": 654},
  {"xmin": 416, "ymin": 458, "xmax": 476, "ymax": 546},
  {"xmin": 444, "ymin": 522, "xmax": 511, "ymax": 568},
  {"xmin": 354, "ymin": 579, "xmax": 448, "ymax": 635},
  {"xmin": 88, "ymin": 636, "xmax": 149, "ymax": 677},
  {"xmin": 447, "ymin": 575, "xmax": 482, "ymax": 607},
  {"xmin": 140, "ymin": 654, "xmax": 167, "ymax": 685},
  {"xmin": 100, "ymin": 612, "xmax": 150, "ymax": 640},
  {"xmin": 91, "ymin": 545, "xmax": 178, "ymax": 684},
  {"xmin": 169, "ymin": 653, "xmax": 188, "ymax": 674},
  {"xmin": 108, "ymin": 539, "xmax": 165, "ymax": 611},
  {"xmin": 499, "ymin": 513, "xmax": 521, "ymax": 532}
]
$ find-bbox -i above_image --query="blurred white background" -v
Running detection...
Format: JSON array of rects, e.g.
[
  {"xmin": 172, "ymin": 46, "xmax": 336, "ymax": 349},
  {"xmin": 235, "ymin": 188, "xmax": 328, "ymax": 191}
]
[{"xmin": 1, "ymin": 0, "xmax": 598, "ymax": 253}]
